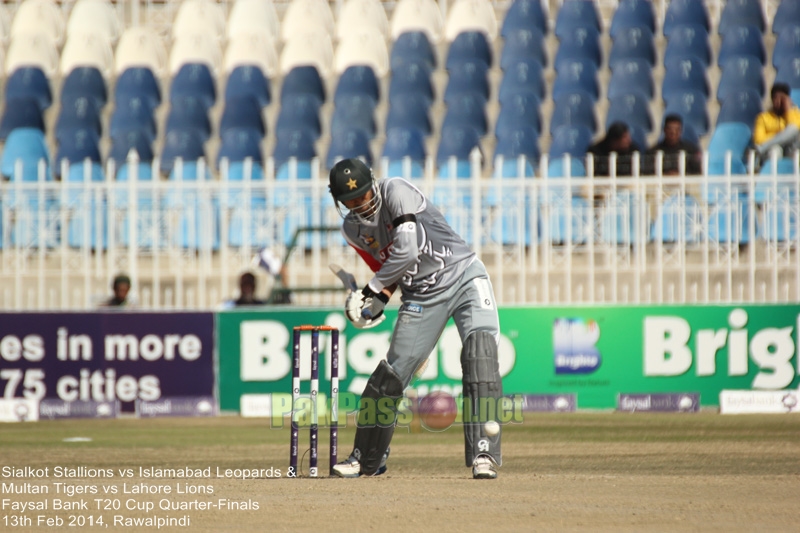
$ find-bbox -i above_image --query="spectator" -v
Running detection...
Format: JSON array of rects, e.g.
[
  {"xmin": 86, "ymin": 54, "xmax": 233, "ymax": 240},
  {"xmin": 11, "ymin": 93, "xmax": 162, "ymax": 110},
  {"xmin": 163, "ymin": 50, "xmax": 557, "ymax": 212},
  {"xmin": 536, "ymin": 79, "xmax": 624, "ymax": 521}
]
[
  {"xmin": 644, "ymin": 114, "xmax": 702, "ymax": 175},
  {"xmin": 232, "ymin": 272, "xmax": 266, "ymax": 306},
  {"xmin": 104, "ymin": 274, "xmax": 132, "ymax": 307},
  {"xmin": 753, "ymin": 83, "xmax": 800, "ymax": 162},
  {"xmin": 587, "ymin": 121, "xmax": 643, "ymax": 176}
]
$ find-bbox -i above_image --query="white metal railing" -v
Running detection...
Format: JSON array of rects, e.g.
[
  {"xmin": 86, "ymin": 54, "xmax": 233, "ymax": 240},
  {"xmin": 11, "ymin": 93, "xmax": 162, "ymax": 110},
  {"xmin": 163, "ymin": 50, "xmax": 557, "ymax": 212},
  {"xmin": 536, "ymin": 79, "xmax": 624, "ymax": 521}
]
[{"xmin": 1, "ymin": 150, "xmax": 799, "ymax": 309}]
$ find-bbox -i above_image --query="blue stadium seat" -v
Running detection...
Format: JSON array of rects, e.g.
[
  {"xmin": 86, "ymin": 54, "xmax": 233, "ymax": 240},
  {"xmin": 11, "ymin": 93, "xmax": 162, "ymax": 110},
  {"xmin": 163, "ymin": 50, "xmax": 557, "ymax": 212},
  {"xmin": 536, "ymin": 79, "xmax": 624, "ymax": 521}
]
[
  {"xmin": 275, "ymin": 93, "xmax": 322, "ymax": 139},
  {"xmin": 110, "ymin": 97, "xmax": 157, "ymax": 142},
  {"xmin": 550, "ymin": 90, "xmax": 596, "ymax": 134},
  {"xmin": 4, "ymin": 67, "xmax": 51, "ymax": 111},
  {"xmin": 169, "ymin": 63, "xmax": 216, "ymax": 110},
  {"xmin": 220, "ymin": 96, "xmax": 265, "ymax": 137},
  {"xmin": 388, "ymin": 60, "xmax": 434, "ymax": 104},
  {"xmin": 444, "ymin": 59, "xmax": 489, "ymax": 102},
  {"xmin": 165, "ymin": 96, "xmax": 211, "ymax": 141},
  {"xmin": 776, "ymin": 57, "xmax": 800, "ymax": 89},
  {"xmin": 704, "ymin": 158, "xmax": 750, "ymax": 203},
  {"xmin": 226, "ymin": 161, "xmax": 265, "ymax": 181},
  {"xmin": 280, "ymin": 66, "xmax": 325, "ymax": 104},
  {"xmin": 326, "ymin": 128, "xmax": 372, "ymax": 168},
  {"xmin": 499, "ymin": 58, "xmax": 545, "ymax": 102},
  {"xmin": 116, "ymin": 163, "xmax": 153, "ymax": 181},
  {"xmin": 606, "ymin": 92, "xmax": 653, "ymax": 132},
  {"xmin": 217, "ymin": 127, "xmax": 263, "ymax": 167},
  {"xmin": 719, "ymin": 0, "xmax": 765, "ymax": 35},
  {"xmin": 663, "ymin": 90, "xmax": 710, "ymax": 136},
  {"xmin": 0, "ymin": 98, "xmax": 44, "ymax": 141},
  {"xmin": 446, "ymin": 31, "xmax": 492, "ymax": 69},
  {"xmin": 165, "ymin": 162, "xmax": 218, "ymax": 250},
  {"xmin": 224, "ymin": 163, "xmax": 268, "ymax": 247},
  {"xmin": 717, "ymin": 55, "xmax": 764, "ymax": 102},
  {"xmin": 330, "ymin": 94, "xmax": 377, "ymax": 138},
  {"xmin": 60, "ymin": 67, "xmax": 106, "ymax": 112},
  {"xmin": 708, "ymin": 123, "xmax": 752, "ymax": 160},
  {"xmin": 110, "ymin": 129, "xmax": 154, "ymax": 168},
  {"xmin": 66, "ymin": 161, "xmax": 104, "ymax": 182},
  {"xmin": 436, "ymin": 124, "xmax": 481, "ymax": 174},
  {"xmin": 273, "ymin": 128, "xmax": 317, "ymax": 171},
  {"xmin": 391, "ymin": 31, "xmax": 437, "ymax": 71},
  {"xmin": 539, "ymin": 195, "xmax": 591, "ymax": 244},
  {"xmin": 383, "ymin": 126, "xmax": 426, "ymax": 178},
  {"xmin": 552, "ymin": 58, "xmax": 599, "ymax": 101},
  {"xmin": 680, "ymin": 122, "xmax": 700, "ymax": 145},
  {"xmin": 549, "ymin": 125, "xmax": 593, "ymax": 159},
  {"xmin": 385, "ymin": 92, "xmax": 432, "ymax": 135},
  {"xmin": 54, "ymin": 129, "xmax": 101, "ymax": 174},
  {"xmin": 495, "ymin": 90, "xmax": 542, "ymax": 137},
  {"xmin": 546, "ymin": 156, "xmax": 587, "ymax": 181},
  {"xmin": 651, "ymin": 193, "xmax": 703, "ymax": 243},
  {"xmin": 161, "ymin": 129, "xmax": 206, "ymax": 176},
  {"xmin": 554, "ymin": 26, "xmax": 602, "ymax": 70},
  {"xmin": 610, "ymin": 0, "xmax": 656, "ymax": 37},
  {"xmin": 334, "ymin": 65, "xmax": 380, "ymax": 106},
  {"xmin": 760, "ymin": 196, "xmax": 798, "ymax": 242},
  {"xmin": 598, "ymin": 191, "xmax": 646, "ymax": 245},
  {"xmin": 500, "ymin": 28, "xmax": 547, "ymax": 69},
  {"xmin": 494, "ymin": 125, "xmax": 539, "ymax": 176},
  {"xmin": 662, "ymin": 55, "xmax": 709, "ymax": 102},
  {"xmin": 224, "ymin": 65, "xmax": 271, "ymax": 108},
  {"xmin": 65, "ymin": 161, "xmax": 106, "ymax": 250},
  {"xmin": 608, "ymin": 58, "xmax": 654, "ymax": 99},
  {"xmin": 501, "ymin": 0, "xmax": 547, "ymax": 37},
  {"xmin": 609, "ymin": 26, "xmax": 656, "ymax": 68},
  {"xmin": 773, "ymin": 0, "xmax": 800, "ymax": 35},
  {"xmin": 55, "ymin": 96, "xmax": 102, "ymax": 142},
  {"xmin": 443, "ymin": 92, "xmax": 487, "ymax": 136},
  {"xmin": 114, "ymin": 162, "xmax": 156, "ymax": 248},
  {"xmin": 629, "ymin": 124, "xmax": 649, "ymax": 152},
  {"xmin": 115, "ymin": 67, "xmax": 161, "ymax": 112},
  {"xmin": 716, "ymin": 88, "xmax": 762, "ymax": 126},
  {"xmin": 707, "ymin": 196, "xmax": 751, "ymax": 244},
  {"xmin": 773, "ymin": 25, "xmax": 800, "ymax": 69},
  {"xmin": 718, "ymin": 25, "xmax": 765, "ymax": 67},
  {"xmin": 168, "ymin": 160, "xmax": 210, "ymax": 181},
  {"xmin": 555, "ymin": 0, "xmax": 601, "ymax": 38},
  {"xmin": 664, "ymin": 0, "xmax": 710, "ymax": 36},
  {"xmin": 1, "ymin": 128, "xmax": 50, "ymax": 181},
  {"xmin": 664, "ymin": 24, "xmax": 711, "ymax": 66}
]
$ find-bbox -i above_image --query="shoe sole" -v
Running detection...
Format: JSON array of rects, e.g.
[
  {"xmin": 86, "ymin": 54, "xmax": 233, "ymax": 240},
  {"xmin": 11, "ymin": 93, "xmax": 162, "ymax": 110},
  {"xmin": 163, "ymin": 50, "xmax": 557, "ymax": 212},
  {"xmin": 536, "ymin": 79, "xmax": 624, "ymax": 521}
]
[
  {"xmin": 332, "ymin": 464, "xmax": 387, "ymax": 479},
  {"xmin": 472, "ymin": 468, "xmax": 497, "ymax": 479}
]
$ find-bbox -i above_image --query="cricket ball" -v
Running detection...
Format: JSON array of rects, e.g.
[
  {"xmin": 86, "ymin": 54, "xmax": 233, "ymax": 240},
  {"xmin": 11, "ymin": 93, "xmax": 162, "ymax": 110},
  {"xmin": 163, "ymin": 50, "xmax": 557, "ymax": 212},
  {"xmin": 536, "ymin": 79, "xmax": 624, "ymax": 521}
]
[{"xmin": 418, "ymin": 391, "xmax": 457, "ymax": 431}]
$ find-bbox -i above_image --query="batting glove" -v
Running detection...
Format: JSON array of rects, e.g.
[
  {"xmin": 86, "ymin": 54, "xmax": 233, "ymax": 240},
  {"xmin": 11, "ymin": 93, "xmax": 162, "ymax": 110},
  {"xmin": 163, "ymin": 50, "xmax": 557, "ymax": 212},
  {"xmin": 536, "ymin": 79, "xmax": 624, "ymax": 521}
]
[{"xmin": 345, "ymin": 290, "xmax": 386, "ymax": 329}]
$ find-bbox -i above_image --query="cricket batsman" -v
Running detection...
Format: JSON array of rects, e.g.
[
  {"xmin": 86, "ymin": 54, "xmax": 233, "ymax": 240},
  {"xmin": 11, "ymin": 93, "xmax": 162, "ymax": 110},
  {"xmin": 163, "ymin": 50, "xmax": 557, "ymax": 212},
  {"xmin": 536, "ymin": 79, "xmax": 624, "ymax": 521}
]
[{"xmin": 328, "ymin": 158, "xmax": 503, "ymax": 479}]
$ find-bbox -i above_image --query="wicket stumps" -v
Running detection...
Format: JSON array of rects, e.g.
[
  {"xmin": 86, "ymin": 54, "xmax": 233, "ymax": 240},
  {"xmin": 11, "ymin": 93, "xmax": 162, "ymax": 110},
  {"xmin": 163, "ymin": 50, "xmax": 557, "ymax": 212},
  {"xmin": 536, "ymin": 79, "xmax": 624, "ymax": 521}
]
[{"xmin": 290, "ymin": 325, "xmax": 339, "ymax": 478}]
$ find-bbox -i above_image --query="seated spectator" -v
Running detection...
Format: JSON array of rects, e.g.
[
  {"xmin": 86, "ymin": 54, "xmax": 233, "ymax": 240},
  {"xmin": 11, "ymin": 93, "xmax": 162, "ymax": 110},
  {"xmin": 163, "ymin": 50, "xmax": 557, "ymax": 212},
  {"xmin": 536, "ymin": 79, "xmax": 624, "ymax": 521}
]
[
  {"xmin": 644, "ymin": 114, "xmax": 702, "ymax": 175},
  {"xmin": 753, "ymin": 83, "xmax": 800, "ymax": 161},
  {"xmin": 231, "ymin": 272, "xmax": 266, "ymax": 307},
  {"xmin": 103, "ymin": 274, "xmax": 133, "ymax": 307},
  {"xmin": 587, "ymin": 121, "xmax": 643, "ymax": 176}
]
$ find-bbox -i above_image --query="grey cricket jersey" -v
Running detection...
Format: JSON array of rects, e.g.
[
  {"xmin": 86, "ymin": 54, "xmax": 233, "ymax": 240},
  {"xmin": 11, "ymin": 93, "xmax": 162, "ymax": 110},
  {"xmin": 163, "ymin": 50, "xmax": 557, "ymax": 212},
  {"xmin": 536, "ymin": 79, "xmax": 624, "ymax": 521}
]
[{"xmin": 341, "ymin": 178, "xmax": 475, "ymax": 297}]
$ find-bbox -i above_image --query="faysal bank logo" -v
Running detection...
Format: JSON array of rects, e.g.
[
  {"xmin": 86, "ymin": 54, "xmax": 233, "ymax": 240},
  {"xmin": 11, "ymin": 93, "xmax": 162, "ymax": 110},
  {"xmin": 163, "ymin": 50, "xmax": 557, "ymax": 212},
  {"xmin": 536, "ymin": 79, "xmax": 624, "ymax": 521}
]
[{"xmin": 553, "ymin": 318, "xmax": 601, "ymax": 374}]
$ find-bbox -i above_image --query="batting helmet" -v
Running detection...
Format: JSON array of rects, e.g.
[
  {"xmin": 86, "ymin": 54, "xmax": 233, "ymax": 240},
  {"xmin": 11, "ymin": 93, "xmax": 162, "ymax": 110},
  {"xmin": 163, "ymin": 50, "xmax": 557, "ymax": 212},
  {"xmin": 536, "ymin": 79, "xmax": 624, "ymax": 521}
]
[{"xmin": 329, "ymin": 158, "xmax": 374, "ymax": 202}]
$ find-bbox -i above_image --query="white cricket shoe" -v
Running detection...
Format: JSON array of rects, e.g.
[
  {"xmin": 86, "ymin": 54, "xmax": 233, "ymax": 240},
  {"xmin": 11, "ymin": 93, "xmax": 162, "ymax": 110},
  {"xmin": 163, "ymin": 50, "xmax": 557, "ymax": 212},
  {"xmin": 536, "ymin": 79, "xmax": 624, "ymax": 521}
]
[
  {"xmin": 472, "ymin": 455, "xmax": 497, "ymax": 479},
  {"xmin": 331, "ymin": 448, "xmax": 389, "ymax": 478}
]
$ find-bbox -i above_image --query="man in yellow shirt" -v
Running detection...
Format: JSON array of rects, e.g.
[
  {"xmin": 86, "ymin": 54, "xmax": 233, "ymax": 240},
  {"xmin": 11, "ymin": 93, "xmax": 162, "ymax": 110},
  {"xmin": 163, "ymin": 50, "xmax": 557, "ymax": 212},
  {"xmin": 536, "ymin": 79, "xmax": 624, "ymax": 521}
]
[{"xmin": 753, "ymin": 83, "xmax": 800, "ymax": 160}]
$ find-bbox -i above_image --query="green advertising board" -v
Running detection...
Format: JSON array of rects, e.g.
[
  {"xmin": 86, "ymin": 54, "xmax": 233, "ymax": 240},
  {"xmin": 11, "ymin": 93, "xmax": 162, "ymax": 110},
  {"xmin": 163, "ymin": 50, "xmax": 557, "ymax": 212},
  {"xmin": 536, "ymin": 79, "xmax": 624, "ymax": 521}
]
[{"xmin": 216, "ymin": 305, "xmax": 800, "ymax": 410}]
